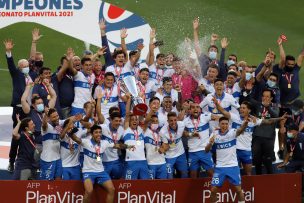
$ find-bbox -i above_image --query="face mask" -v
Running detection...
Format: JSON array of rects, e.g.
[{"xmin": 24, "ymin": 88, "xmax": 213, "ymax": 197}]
[
  {"xmin": 36, "ymin": 103, "xmax": 44, "ymax": 112},
  {"xmin": 227, "ymin": 60, "xmax": 235, "ymax": 67},
  {"xmin": 267, "ymin": 80, "xmax": 276, "ymax": 88},
  {"xmin": 245, "ymin": 72, "xmax": 252, "ymax": 81},
  {"xmin": 34, "ymin": 60, "xmax": 44, "ymax": 68},
  {"xmin": 287, "ymin": 132, "xmax": 294, "ymax": 138},
  {"xmin": 150, "ymin": 124, "xmax": 159, "ymax": 131},
  {"xmin": 209, "ymin": 51, "xmax": 217, "ymax": 60},
  {"xmin": 21, "ymin": 67, "xmax": 29, "ymax": 74},
  {"xmin": 238, "ymin": 67, "xmax": 243, "ymax": 71}
]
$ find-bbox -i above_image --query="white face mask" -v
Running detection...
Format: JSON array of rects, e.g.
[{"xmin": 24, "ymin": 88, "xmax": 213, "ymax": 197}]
[
  {"xmin": 245, "ymin": 72, "xmax": 252, "ymax": 81},
  {"xmin": 21, "ymin": 67, "xmax": 30, "ymax": 74},
  {"xmin": 208, "ymin": 51, "xmax": 217, "ymax": 60},
  {"xmin": 150, "ymin": 123, "xmax": 159, "ymax": 131}
]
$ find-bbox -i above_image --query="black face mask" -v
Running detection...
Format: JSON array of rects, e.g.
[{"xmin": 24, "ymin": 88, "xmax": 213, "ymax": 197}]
[
  {"xmin": 34, "ymin": 60, "xmax": 44, "ymax": 68},
  {"xmin": 285, "ymin": 66, "xmax": 293, "ymax": 72}
]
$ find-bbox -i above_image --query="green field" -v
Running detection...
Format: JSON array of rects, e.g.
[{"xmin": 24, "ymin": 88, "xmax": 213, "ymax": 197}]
[{"xmin": 0, "ymin": 0, "xmax": 304, "ymax": 106}]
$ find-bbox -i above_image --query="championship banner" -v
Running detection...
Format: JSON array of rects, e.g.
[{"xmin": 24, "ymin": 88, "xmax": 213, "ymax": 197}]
[
  {"xmin": 0, "ymin": 173, "xmax": 301, "ymax": 203},
  {"xmin": 0, "ymin": 0, "xmax": 158, "ymax": 60}
]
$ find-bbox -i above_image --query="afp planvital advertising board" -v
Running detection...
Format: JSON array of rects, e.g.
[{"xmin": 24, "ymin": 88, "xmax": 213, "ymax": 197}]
[
  {"xmin": 0, "ymin": 0, "xmax": 158, "ymax": 60},
  {"xmin": 0, "ymin": 173, "xmax": 301, "ymax": 203}
]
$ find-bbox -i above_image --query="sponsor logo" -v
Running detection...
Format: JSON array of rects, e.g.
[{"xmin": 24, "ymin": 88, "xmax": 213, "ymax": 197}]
[
  {"xmin": 118, "ymin": 191, "xmax": 176, "ymax": 203},
  {"xmin": 26, "ymin": 191, "xmax": 83, "ymax": 203}
]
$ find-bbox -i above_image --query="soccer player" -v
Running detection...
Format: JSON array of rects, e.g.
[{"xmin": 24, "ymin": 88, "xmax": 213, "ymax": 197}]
[
  {"xmin": 123, "ymin": 94, "xmax": 150, "ymax": 180},
  {"xmin": 101, "ymin": 112, "xmax": 124, "ymax": 179},
  {"xmin": 67, "ymin": 123, "xmax": 132, "ymax": 203},
  {"xmin": 184, "ymin": 102, "xmax": 218, "ymax": 178},
  {"xmin": 159, "ymin": 112, "xmax": 188, "ymax": 179},
  {"xmin": 136, "ymin": 68, "xmax": 157, "ymax": 104},
  {"xmin": 143, "ymin": 106, "xmax": 169, "ymax": 179},
  {"xmin": 205, "ymin": 117, "xmax": 249, "ymax": 203}
]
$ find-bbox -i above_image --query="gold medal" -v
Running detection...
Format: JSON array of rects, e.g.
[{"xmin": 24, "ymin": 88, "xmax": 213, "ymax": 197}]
[
  {"xmin": 212, "ymin": 108, "xmax": 218, "ymax": 113},
  {"xmin": 288, "ymin": 84, "xmax": 291, "ymax": 89},
  {"xmin": 96, "ymin": 156, "xmax": 101, "ymax": 162},
  {"xmin": 47, "ymin": 95, "xmax": 51, "ymax": 100},
  {"xmin": 136, "ymin": 140, "xmax": 141, "ymax": 146},
  {"xmin": 104, "ymin": 99, "xmax": 108, "ymax": 104},
  {"xmin": 170, "ymin": 142, "xmax": 176, "ymax": 148}
]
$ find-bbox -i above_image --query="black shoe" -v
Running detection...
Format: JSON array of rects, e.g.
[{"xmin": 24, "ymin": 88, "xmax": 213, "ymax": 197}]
[
  {"xmin": 277, "ymin": 150, "xmax": 284, "ymax": 160},
  {"xmin": 7, "ymin": 163, "xmax": 14, "ymax": 173}
]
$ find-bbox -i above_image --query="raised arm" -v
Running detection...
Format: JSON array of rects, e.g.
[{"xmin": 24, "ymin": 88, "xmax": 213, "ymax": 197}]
[
  {"xmin": 12, "ymin": 114, "xmax": 21, "ymax": 140},
  {"xmin": 147, "ymin": 28, "xmax": 156, "ymax": 66},
  {"xmin": 277, "ymin": 37, "xmax": 286, "ymax": 69},
  {"xmin": 4, "ymin": 39, "xmax": 18, "ymax": 75},
  {"xmin": 193, "ymin": 17, "xmax": 202, "ymax": 58},
  {"xmin": 57, "ymin": 48, "xmax": 74, "ymax": 82},
  {"xmin": 95, "ymin": 89, "xmax": 105, "ymax": 124},
  {"xmin": 30, "ymin": 28, "xmax": 42, "ymax": 60},
  {"xmin": 124, "ymin": 93, "xmax": 132, "ymax": 130},
  {"xmin": 297, "ymin": 48, "xmax": 304, "ymax": 68},
  {"xmin": 130, "ymin": 44, "xmax": 144, "ymax": 67},
  {"xmin": 120, "ymin": 28, "xmax": 129, "ymax": 61},
  {"xmin": 218, "ymin": 37, "xmax": 228, "ymax": 78},
  {"xmin": 99, "ymin": 18, "xmax": 115, "ymax": 67},
  {"xmin": 21, "ymin": 83, "xmax": 33, "ymax": 114},
  {"xmin": 261, "ymin": 113, "xmax": 287, "ymax": 125},
  {"xmin": 46, "ymin": 80, "xmax": 57, "ymax": 109}
]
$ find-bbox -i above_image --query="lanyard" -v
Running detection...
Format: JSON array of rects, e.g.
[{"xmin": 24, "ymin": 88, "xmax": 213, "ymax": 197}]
[
  {"xmin": 137, "ymin": 81, "xmax": 146, "ymax": 100},
  {"xmin": 191, "ymin": 117, "xmax": 200, "ymax": 130},
  {"xmin": 151, "ymin": 130, "xmax": 159, "ymax": 146},
  {"xmin": 168, "ymin": 126, "xmax": 177, "ymax": 143},
  {"xmin": 156, "ymin": 67, "xmax": 164, "ymax": 83},
  {"xmin": 54, "ymin": 125, "xmax": 63, "ymax": 134},
  {"xmin": 285, "ymin": 73, "xmax": 292, "ymax": 85},
  {"xmin": 109, "ymin": 125, "xmax": 118, "ymax": 143},
  {"xmin": 92, "ymin": 139, "xmax": 100, "ymax": 157},
  {"xmin": 174, "ymin": 75, "xmax": 183, "ymax": 86},
  {"xmin": 24, "ymin": 132, "xmax": 36, "ymax": 149},
  {"xmin": 25, "ymin": 75, "xmax": 32, "ymax": 85},
  {"xmin": 261, "ymin": 107, "xmax": 268, "ymax": 118},
  {"xmin": 42, "ymin": 83, "xmax": 50, "ymax": 95},
  {"xmin": 104, "ymin": 86, "xmax": 113, "ymax": 100},
  {"xmin": 133, "ymin": 129, "xmax": 139, "ymax": 141},
  {"xmin": 114, "ymin": 65, "xmax": 123, "ymax": 79}
]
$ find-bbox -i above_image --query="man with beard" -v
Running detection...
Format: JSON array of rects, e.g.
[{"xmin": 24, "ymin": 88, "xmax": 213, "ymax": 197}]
[
  {"xmin": 184, "ymin": 103, "xmax": 218, "ymax": 178},
  {"xmin": 158, "ymin": 96, "xmax": 178, "ymax": 128},
  {"xmin": 273, "ymin": 37, "xmax": 304, "ymax": 106},
  {"xmin": 198, "ymin": 64, "xmax": 219, "ymax": 96}
]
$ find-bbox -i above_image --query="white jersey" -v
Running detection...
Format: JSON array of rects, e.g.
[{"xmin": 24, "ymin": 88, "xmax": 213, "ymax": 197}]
[
  {"xmin": 184, "ymin": 113, "xmax": 212, "ymax": 152},
  {"xmin": 199, "ymin": 78, "xmax": 215, "ymax": 94},
  {"xmin": 123, "ymin": 127, "xmax": 146, "ymax": 161},
  {"xmin": 61, "ymin": 128, "xmax": 87, "ymax": 167},
  {"xmin": 105, "ymin": 63, "xmax": 132, "ymax": 82},
  {"xmin": 144, "ymin": 128, "xmax": 166, "ymax": 165},
  {"xmin": 100, "ymin": 124, "xmax": 124, "ymax": 162},
  {"xmin": 93, "ymin": 84, "xmax": 119, "ymax": 118},
  {"xmin": 81, "ymin": 138, "xmax": 114, "ymax": 173},
  {"xmin": 72, "ymin": 71, "xmax": 95, "ymax": 109},
  {"xmin": 154, "ymin": 89, "xmax": 179, "ymax": 104},
  {"xmin": 149, "ymin": 64, "xmax": 171, "ymax": 87},
  {"xmin": 200, "ymin": 92, "xmax": 240, "ymax": 131},
  {"xmin": 41, "ymin": 121, "xmax": 65, "ymax": 162},
  {"xmin": 157, "ymin": 107, "xmax": 178, "ymax": 128},
  {"xmin": 124, "ymin": 61, "xmax": 141, "ymax": 79},
  {"xmin": 230, "ymin": 114, "xmax": 262, "ymax": 151},
  {"xmin": 212, "ymin": 129, "xmax": 238, "ymax": 167},
  {"xmin": 160, "ymin": 121, "xmax": 185, "ymax": 159},
  {"xmin": 137, "ymin": 80, "xmax": 157, "ymax": 105},
  {"xmin": 224, "ymin": 82, "xmax": 241, "ymax": 103}
]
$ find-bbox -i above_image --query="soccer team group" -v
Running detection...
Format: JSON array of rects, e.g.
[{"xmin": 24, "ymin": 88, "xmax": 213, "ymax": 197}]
[{"xmin": 4, "ymin": 18, "xmax": 304, "ymax": 203}]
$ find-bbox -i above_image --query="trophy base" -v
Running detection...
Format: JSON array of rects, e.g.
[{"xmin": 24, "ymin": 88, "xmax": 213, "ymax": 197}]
[{"xmin": 133, "ymin": 103, "xmax": 148, "ymax": 116}]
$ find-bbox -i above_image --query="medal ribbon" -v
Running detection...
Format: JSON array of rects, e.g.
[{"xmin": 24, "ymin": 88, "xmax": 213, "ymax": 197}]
[
  {"xmin": 285, "ymin": 73, "xmax": 292, "ymax": 86},
  {"xmin": 24, "ymin": 132, "xmax": 36, "ymax": 149}
]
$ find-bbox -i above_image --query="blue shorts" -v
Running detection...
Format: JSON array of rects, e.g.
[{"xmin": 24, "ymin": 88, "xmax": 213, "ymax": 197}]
[
  {"xmin": 148, "ymin": 164, "xmax": 167, "ymax": 179},
  {"xmin": 124, "ymin": 160, "xmax": 150, "ymax": 180},
  {"xmin": 211, "ymin": 166, "xmax": 241, "ymax": 187},
  {"xmin": 40, "ymin": 159, "xmax": 62, "ymax": 180},
  {"xmin": 82, "ymin": 171, "xmax": 111, "ymax": 185},
  {"xmin": 103, "ymin": 159, "xmax": 123, "ymax": 179},
  {"xmin": 166, "ymin": 153, "xmax": 188, "ymax": 179},
  {"xmin": 62, "ymin": 165, "xmax": 81, "ymax": 180},
  {"xmin": 70, "ymin": 106, "xmax": 85, "ymax": 116},
  {"xmin": 236, "ymin": 149, "xmax": 252, "ymax": 164},
  {"xmin": 188, "ymin": 150, "xmax": 214, "ymax": 171}
]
